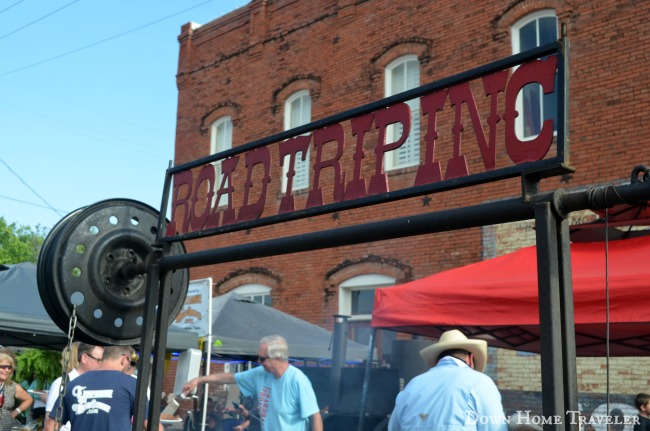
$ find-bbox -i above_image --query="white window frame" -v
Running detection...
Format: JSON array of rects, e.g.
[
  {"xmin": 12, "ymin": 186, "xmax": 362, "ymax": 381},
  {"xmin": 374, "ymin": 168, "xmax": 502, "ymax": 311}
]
[
  {"xmin": 339, "ymin": 274, "xmax": 396, "ymax": 321},
  {"xmin": 511, "ymin": 9, "xmax": 558, "ymax": 140},
  {"xmin": 233, "ymin": 283, "xmax": 272, "ymax": 307},
  {"xmin": 384, "ymin": 55, "xmax": 420, "ymax": 170},
  {"xmin": 210, "ymin": 116, "xmax": 233, "ymax": 207},
  {"xmin": 282, "ymin": 90, "xmax": 311, "ymax": 192}
]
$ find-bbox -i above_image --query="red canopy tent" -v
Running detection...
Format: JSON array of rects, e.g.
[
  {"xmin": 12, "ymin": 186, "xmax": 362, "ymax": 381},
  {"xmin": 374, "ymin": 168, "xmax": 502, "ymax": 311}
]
[{"xmin": 371, "ymin": 235, "xmax": 650, "ymax": 356}]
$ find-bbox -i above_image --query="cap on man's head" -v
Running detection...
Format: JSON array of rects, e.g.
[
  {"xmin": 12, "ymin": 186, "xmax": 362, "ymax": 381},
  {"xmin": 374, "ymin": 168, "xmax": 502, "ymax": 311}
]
[{"xmin": 419, "ymin": 329, "xmax": 488, "ymax": 372}]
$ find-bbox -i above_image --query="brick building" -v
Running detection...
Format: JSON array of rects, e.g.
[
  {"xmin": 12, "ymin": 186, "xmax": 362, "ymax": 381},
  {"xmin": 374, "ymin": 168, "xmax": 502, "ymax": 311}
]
[{"xmin": 170, "ymin": 0, "xmax": 650, "ymax": 421}]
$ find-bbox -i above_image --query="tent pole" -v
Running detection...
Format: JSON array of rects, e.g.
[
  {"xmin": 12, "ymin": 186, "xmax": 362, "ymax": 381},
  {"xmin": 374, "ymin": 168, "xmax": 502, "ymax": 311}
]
[
  {"xmin": 200, "ymin": 293, "xmax": 213, "ymax": 431},
  {"xmin": 357, "ymin": 328, "xmax": 376, "ymax": 431}
]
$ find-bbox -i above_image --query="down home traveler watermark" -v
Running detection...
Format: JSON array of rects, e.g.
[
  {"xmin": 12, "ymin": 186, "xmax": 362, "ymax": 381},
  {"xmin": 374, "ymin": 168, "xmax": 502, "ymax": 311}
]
[{"xmin": 466, "ymin": 410, "xmax": 639, "ymax": 427}]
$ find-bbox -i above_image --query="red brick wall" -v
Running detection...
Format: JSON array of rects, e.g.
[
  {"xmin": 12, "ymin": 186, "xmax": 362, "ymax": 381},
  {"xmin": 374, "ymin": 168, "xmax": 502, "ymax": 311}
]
[
  {"xmin": 174, "ymin": 0, "xmax": 649, "ymax": 318},
  {"xmin": 170, "ymin": 0, "xmax": 650, "ymax": 402}
]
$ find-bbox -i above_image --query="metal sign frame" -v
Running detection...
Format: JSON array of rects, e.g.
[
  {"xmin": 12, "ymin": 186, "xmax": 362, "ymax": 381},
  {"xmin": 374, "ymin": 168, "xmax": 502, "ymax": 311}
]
[
  {"xmin": 159, "ymin": 39, "xmax": 569, "ymax": 244},
  {"xmin": 132, "ymin": 36, "xmax": 650, "ymax": 431}
]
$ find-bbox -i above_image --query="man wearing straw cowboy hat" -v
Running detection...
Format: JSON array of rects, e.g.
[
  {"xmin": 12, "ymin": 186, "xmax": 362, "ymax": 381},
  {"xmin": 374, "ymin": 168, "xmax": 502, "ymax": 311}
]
[{"xmin": 388, "ymin": 329, "xmax": 508, "ymax": 431}]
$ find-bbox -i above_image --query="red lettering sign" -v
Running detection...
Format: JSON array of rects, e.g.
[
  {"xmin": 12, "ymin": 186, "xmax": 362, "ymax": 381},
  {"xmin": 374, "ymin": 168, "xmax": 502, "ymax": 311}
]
[{"xmin": 165, "ymin": 48, "xmax": 565, "ymax": 239}]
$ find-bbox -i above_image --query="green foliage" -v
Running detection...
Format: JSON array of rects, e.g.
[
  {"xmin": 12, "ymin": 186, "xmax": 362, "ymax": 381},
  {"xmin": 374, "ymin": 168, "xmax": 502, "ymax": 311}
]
[
  {"xmin": 0, "ymin": 217, "xmax": 47, "ymax": 264},
  {"xmin": 15, "ymin": 348, "xmax": 61, "ymax": 386}
]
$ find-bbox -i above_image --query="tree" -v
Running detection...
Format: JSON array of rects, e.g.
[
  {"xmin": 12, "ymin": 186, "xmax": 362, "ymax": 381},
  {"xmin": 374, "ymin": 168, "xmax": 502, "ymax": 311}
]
[
  {"xmin": 15, "ymin": 348, "xmax": 61, "ymax": 387},
  {"xmin": 0, "ymin": 216, "xmax": 46, "ymax": 264}
]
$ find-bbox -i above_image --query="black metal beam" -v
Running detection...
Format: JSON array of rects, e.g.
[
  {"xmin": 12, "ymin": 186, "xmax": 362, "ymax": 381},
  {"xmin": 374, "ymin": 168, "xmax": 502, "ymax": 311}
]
[
  {"xmin": 159, "ymin": 178, "xmax": 650, "ymax": 272},
  {"xmin": 159, "ymin": 196, "xmax": 534, "ymax": 271}
]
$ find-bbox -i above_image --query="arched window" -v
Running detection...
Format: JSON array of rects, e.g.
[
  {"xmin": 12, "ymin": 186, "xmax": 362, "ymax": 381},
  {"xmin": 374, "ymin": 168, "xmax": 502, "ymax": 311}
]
[
  {"xmin": 384, "ymin": 55, "xmax": 420, "ymax": 170},
  {"xmin": 339, "ymin": 274, "xmax": 396, "ymax": 362},
  {"xmin": 339, "ymin": 274, "xmax": 395, "ymax": 319},
  {"xmin": 233, "ymin": 284, "xmax": 272, "ymax": 307},
  {"xmin": 511, "ymin": 10, "xmax": 558, "ymax": 140},
  {"xmin": 210, "ymin": 116, "xmax": 233, "ymax": 207},
  {"xmin": 283, "ymin": 90, "xmax": 311, "ymax": 191}
]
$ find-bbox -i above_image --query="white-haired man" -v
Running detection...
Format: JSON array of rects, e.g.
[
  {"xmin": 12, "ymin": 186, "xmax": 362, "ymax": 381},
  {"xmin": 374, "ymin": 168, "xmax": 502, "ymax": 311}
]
[
  {"xmin": 183, "ymin": 335, "xmax": 322, "ymax": 431},
  {"xmin": 388, "ymin": 329, "xmax": 508, "ymax": 431}
]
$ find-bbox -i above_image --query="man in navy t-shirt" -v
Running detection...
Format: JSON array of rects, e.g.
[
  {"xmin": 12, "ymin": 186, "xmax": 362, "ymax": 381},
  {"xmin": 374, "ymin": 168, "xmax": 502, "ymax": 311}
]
[{"xmin": 50, "ymin": 345, "xmax": 158, "ymax": 431}]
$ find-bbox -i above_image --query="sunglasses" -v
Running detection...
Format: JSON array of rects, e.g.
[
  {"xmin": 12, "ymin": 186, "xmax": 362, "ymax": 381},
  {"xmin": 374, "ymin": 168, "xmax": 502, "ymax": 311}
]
[
  {"xmin": 257, "ymin": 356, "xmax": 270, "ymax": 363},
  {"xmin": 0, "ymin": 365, "xmax": 12, "ymax": 371},
  {"xmin": 85, "ymin": 353, "xmax": 102, "ymax": 364}
]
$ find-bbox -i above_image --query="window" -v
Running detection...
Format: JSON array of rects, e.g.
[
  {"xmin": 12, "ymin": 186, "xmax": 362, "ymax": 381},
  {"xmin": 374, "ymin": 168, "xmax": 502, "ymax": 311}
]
[
  {"xmin": 283, "ymin": 90, "xmax": 311, "ymax": 191},
  {"xmin": 233, "ymin": 284, "xmax": 272, "ymax": 307},
  {"xmin": 512, "ymin": 10, "xmax": 558, "ymax": 139},
  {"xmin": 385, "ymin": 55, "xmax": 420, "ymax": 170},
  {"xmin": 339, "ymin": 274, "xmax": 396, "ymax": 362},
  {"xmin": 339, "ymin": 274, "xmax": 395, "ymax": 319},
  {"xmin": 210, "ymin": 116, "xmax": 233, "ymax": 207}
]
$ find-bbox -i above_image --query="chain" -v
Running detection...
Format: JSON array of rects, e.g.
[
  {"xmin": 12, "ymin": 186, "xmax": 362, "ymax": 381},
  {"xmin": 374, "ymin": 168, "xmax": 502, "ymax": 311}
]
[{"xmin": 54, "ymin": 305, "xmax": 77, "ymax": 431}]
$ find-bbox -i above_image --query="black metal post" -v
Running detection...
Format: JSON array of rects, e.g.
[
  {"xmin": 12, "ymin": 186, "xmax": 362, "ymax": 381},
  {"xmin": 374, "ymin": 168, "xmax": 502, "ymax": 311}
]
[
  {"xmin": 329, "ymin": 315, "xmax": 349, "ymax": 412},
  {"xmin": 556, "ymin": 217, "xmax": 579, "ymax": 431},
  {"xmin": 133, "ymin": 260, "xmax": 160, "ymax": 431},
  {"xmin": 147, "ymin": 267, "xmax": 174, "ymax": 431},
  {"xmin": 534, "ymin": 200, "xmax": 566, "ymax": 431},
  {"xmin": 133, "ymin": 254, "xmax": 172, "ymax": 431}
]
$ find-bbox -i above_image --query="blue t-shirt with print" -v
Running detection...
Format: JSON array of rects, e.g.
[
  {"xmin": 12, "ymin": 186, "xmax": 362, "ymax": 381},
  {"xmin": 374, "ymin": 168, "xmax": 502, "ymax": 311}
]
[
  {"xmin": 235, "ymin": 365, "xmax": 320, "ymax": 431},
  {"xmin": 50, "ymin": 370, "xmax": 142, "ymax": 431}
]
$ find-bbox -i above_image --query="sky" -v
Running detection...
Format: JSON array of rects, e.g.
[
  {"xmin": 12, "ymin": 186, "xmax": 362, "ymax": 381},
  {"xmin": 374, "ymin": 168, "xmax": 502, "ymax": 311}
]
[{"xmin": 0, "ymin": 0, "xmax": 249, "ymax": 232}]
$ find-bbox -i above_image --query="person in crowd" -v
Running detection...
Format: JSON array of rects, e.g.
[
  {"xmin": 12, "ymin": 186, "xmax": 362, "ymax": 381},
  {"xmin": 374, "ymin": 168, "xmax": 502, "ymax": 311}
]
[
  {"xmin": 634, "ymin": 393, "xmax": 650, "ymax": 431},
  {"xmin": 234, "ymin": 397, "xmax": 261, "ymax": 431},
  {"xmin": 44, "ymin": 342, "xmax": 103, "ymax": 431},
  {"xmin": 123, "ymin": 348, "xmax": 139, "ymax": 378},
  {"xmin": 609, "ymin": 408, "xmax": 626, "ymax": 431},
  {"xmin": 0, "ymin": 352, "xmax": 33, "ymax": 431},
  {"xmin": 20, "ymin": 376, "xmax": 48, "ymax": 421},
  {"xmin": 183, "ymin": 335, "xmax": 322, "ymax": 431},
  {"xmin": 388, "ymin": 329, "xmax": 508, "ymax": 431},
  {"xmin": 49, "ymin": 345, "xmax": 161, "ymax": 431},
  {"xmin": 121, "ymin": 347, "xmax": 152, "ymax": 401},
  {"xmin": 205, "ymin": 412, "xmax": 220, "ymax": 431}
]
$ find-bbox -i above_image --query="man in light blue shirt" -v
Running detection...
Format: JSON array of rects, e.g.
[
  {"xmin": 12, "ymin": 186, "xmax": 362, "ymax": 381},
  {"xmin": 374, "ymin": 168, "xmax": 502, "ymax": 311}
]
[
  {"xmin": 388, "ymin": 329, "xmax": 508, "ymax": 431},
  {"xmin": 183, "ymin": 335, "xmax": 322, "ymax": 431}
]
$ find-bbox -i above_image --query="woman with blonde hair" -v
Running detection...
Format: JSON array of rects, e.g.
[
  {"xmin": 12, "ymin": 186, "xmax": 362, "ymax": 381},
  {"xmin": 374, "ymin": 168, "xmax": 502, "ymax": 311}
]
[
  {"xmin": 61, "ymin": 342, "xmax": 80, "ymax": 373},
  {"xmin": 0, "ymin": 352, "xmax": 33, "ymax": 430}
]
